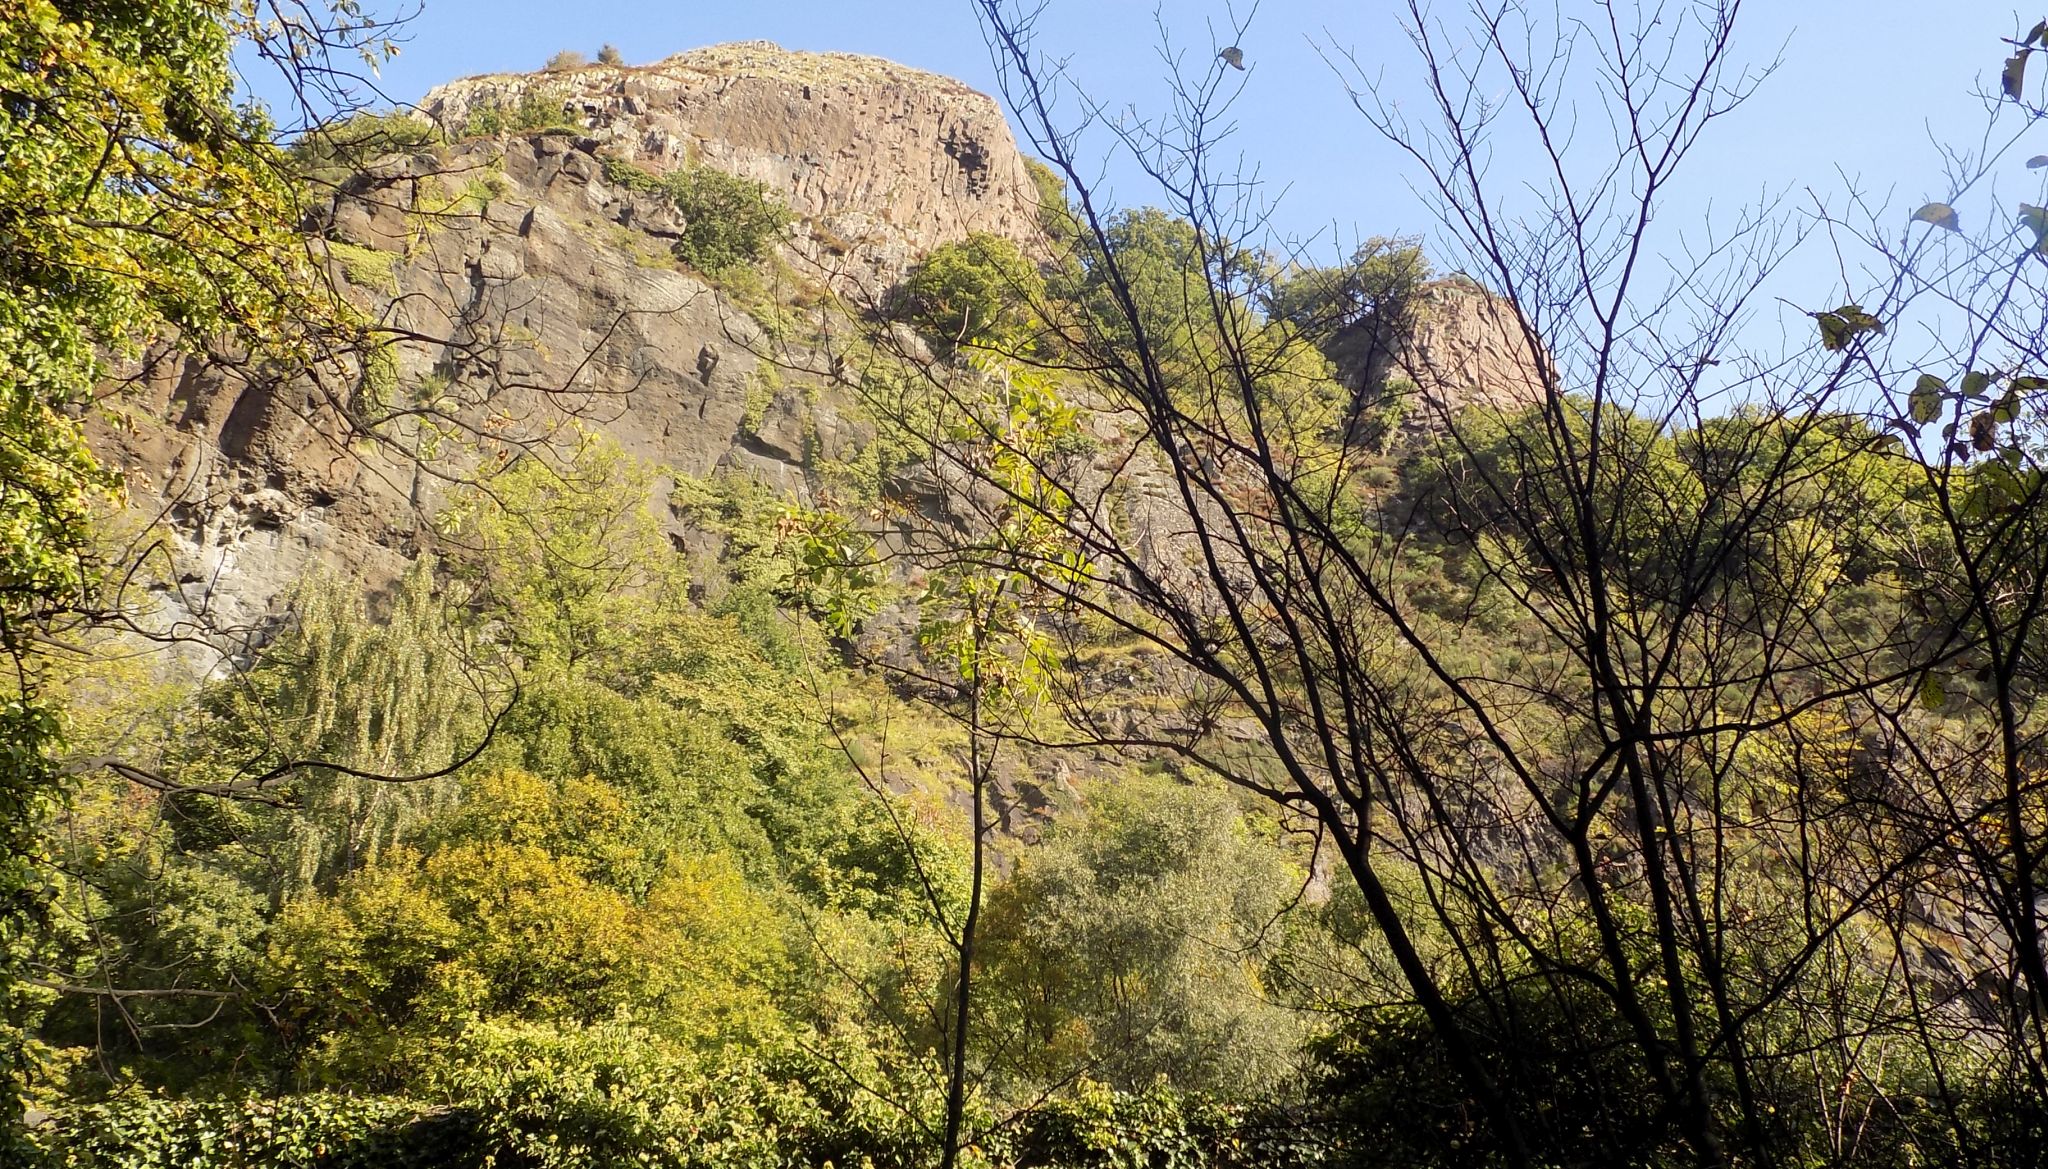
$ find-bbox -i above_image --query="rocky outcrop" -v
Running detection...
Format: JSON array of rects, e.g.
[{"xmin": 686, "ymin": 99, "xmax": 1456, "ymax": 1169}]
[
  {"xmin": 97, "ymin": 129, "xmax": 860, "ymax": 667},
  {"xmin": 1393, "ymin": 280, "xmax": 1552, "ymax": 415},
  {"xmin": 1334, "ymin": 278, "xmax": 1554, "ymax": 440},
  {"xmin": 418, "ymin": 42, "xmax": 1045, "ymax": 291},
  {"xmin": 94, "ymin": 44, "xmax": 1554, "ymax": 679},
  {"xmin": 96, "ymin": 348, "xmax": 418, "ymax": 673},
  {"xmin": 87, "ymin": 42, "xmax": 1062, "ymax": 667}
]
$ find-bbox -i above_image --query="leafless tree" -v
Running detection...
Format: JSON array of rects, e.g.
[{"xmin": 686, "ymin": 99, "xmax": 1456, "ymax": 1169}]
[{"xmin": 806, "ymin": 2, "xmax": 2048, "ymax": 1164}]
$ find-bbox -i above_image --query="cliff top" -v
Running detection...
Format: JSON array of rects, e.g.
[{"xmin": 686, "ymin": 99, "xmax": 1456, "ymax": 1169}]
[
  {"xmin": 416, "ymin": 40, "xmax": 1045, "ymax": 281},
  {"xmin": 421, "ymin": 40, "xmax": 991, "ymax": 115},
  {"xmin": 429, "ymin": 40, "xmax": 986, "ymax": 99}
]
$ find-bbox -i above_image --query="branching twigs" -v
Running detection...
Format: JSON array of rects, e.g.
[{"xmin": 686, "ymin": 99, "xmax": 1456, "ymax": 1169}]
[{"xmin": 780, "ymin": 1, "xmax": 2048, "ymax": 1164}]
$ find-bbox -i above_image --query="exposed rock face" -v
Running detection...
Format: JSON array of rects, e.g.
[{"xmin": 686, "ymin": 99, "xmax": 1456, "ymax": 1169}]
[
  {"xmin": 96, "ymin": 349, "xmax": 418, "ymax": 672},
  {"xmin": 95, "ymin": 44, "xmax": 1550, "ymax": 679},
  {"xmin": 418, "ymin": 42, "xmax": 1045, "ymax": 290},
  {"xmin": 100, "ymin": 136, "xmax": 835, "ymax": 668},
  {"xmin": 1391, "ymin": 280, "xmax": 1552, "ymax": 418},
  {"xmin": 96, "ymin": 41, "xmax": 1057, "ymax": 666},
  {"xmin": 1335, "ymin": 279, "xmax": 1553, "ymax": 439}
]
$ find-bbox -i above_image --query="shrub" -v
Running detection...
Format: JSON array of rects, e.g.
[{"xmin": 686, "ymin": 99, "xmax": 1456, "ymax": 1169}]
[
  {"xmin": 597, "ymin": 44, "xmax": 625, "ymax": 66},
  {"xmin": 1306, "ymin": 980, "xmax": 1677, "ymax": 1169},
  {"xmin": 897, "ymin": 232, "xmax": 1042, "ymax": 347},
  {"xmin": 543, "ymin": 49, "xmax": 587, "ymax": 72},
  {"xmin": 994, "ymin": 1079, "xmax": 1331, "ymax": 1169},
  {"xmin": 1023, "ymin": 157, "xmax": 1074, "ymax": 241},
  {"xmin": 28, "ymin": 1094, "xmax": 485, "ymax": 1168},
  {"xmin": 665, "ymin": 167, "xmax": 793, "ymax": 274},
  {"xmin": 459, "ymin": 86, "xmax": 573, "ymax": 138},
  {"xmin": 289, "ymin": 111, "xmax": 438, "ymax": 183},
  {"xmin": 24, "ymin": 1028, "xmax": 937, "ymax": 1169},
  {"xmin": 601, "ymin": 156, "xmax": 792, "ymax": 275},
  {"xmin": 422, "ymin": 1021, "xmax": 936, "ymax": 1169}
]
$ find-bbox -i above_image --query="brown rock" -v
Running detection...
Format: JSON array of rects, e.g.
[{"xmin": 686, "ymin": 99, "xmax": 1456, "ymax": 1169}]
[
  {"xmin": 1341, "ymin": 278, "xmax": 1555, "ymax": 438},
  {"xmin": 418, "ymin": 42, "xmax": 1044, "ymax": 291}
]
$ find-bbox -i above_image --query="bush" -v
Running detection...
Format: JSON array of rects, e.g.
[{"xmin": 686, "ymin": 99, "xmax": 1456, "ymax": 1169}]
[
  {"xmin": 28, "ymin": 1094, "xmax": 486, "ymax": 1168},
  {"xmin": 422, "ymin": 1020, "xmax": 937, "ymax": 1169},
  {"xmin": 601, "ymin": 156, "xmax": 792, "ymax": 275},
  {"xmin": 897, "ymin": 232, "xmax": 1042, "ymax": 347},
  {"xmin": 597, "ymin": 44, "xmax": 625, "ymax": 66},
  {"xmin": 1023, "ymin": 157, "xmax": 1075, "ymax": 241},
  {"xmin": 289, "ymin": 112, "xmax": 439, "ymax": 183},
  {"xmin": 459, "ymin": 86, "xmax": 574, "ymax": 138},
  {"xmin": 665, "ymin": 167, "xmax": 793, "ymax": 274},
  {"xmin": 1306, "ymin": 982, "xmax": 1676, "ymax": 1169},
  {"xmin": 28, "ymin": 1023, "xmax": 941, "ymax": 1169},
  {"xmin": 543, "ymin": 49, "xmax": 587, "ymax": 72},
  {"xmin": 998, "ymin": 1080, "xmax": 1325, "ymax": 1169}
]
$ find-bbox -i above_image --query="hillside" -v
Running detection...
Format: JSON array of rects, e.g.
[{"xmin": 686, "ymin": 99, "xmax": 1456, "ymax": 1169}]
[
  {"xmin": 95, "ymin": 41, "xmax": 1537, "ymax": 673},
  {"xmin": 23, "ymin": 9, "xmax": 2044, "ymax": 1169}
]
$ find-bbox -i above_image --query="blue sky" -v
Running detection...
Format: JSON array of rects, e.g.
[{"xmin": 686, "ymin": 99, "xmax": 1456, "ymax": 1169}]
[{"xmin": 279, "ymin": 1, "xmax": 2040, "ymax": 337}]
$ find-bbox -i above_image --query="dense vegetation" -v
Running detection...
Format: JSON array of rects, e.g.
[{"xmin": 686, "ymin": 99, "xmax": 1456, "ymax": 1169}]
[
  {"xmin": 16, "ymin": 2, "xmax": 2048, "ymax": 1168},
  {"xmin": 30, "ymin": 440, "xmax": 1339, "ymax": 1166}
]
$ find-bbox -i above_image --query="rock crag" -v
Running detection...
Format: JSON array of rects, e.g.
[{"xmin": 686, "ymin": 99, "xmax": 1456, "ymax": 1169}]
[
  {"xmin": 1340, "ymin": 278, "xmax": 1554, "ymax": 440},
  {"xmin": 95, "ymin": 43, "xmax": 1553, "ymax": 676},
  {"xmin": 419, "ymin": 41, "xmax": 1045, "ymax": 288},
  {"xmin": 95, "ymin": 42, "xmax": 1056, "ymax": 666}
]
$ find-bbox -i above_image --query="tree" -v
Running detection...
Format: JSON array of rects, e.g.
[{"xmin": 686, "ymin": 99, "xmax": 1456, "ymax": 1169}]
[
  {"xmin": 0, "ymin": 0, "xmax": 402, "ymax": 1130},
  {"xmin": 7, "ymin": 4, "xmax": 714, "ymax": 1130},
  {"xmin": 792, "ymin": 352, "xmax": 1090, "ymax": 1169},
  {"xmin": 898, "ymin": 233, "xmax": 1044, "ymax": 348},
  {"xmin": 975, "ymin": 775, "xmax": 1306, "ymax": 1095},
  {"xmin": 814, "ymin": 2, "xmax": 2048, "ymax": 1164},
  {"xmin": 267, "ymin": 767, "xmax": 792, "ymax": 1081},
  {"xmin": 440, "ymin": 432, "xmax": 680, "ymax": 675}
]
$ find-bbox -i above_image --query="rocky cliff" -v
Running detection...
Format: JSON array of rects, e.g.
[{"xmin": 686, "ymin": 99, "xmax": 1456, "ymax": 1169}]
[
  {"xmin": 1328, "ymin": 277, "xmax": 1553, "ymax": 442},
  {"xmin": 94, "ymin": 42, "xmax": 1549, "ymax": 673},
  {"xmin": 98, "ymin": 43, "xmax": 1051, "ymax": 665},
  {"xmin": 1385, "ymin": 279, "xmax": 1553, "ymax": 421},
  {"xmin": 418, "ymin": 41, "xmax": 1045, "ymax": 289}
]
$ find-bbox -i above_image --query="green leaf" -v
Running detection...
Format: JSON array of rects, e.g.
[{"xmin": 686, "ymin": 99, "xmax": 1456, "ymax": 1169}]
[
  {"xmin": 1963, "ymin": 370, "xmax": 1992, "ymax": 398},
  {"xmin": 1912, "ymin": 202, "xmax": 1960, "ymax": 231},
  {"xmin": 2006, "ymin": 49, "xmax": 2032, "ymax": 101},
  {"xmin": 2031, "ymin": 19, "xmax": 2048, "ymax": 47},
  {"xmin": 1816, "ymin": 304, "xmax": 1884, "ymax": 351},
  {"xmin": 1995, "ymin": 387, "xmax": 2024, "ymax": 423},
  {"xmin": 1984, "ymin": 460, "xmax": 2028, "ymax": 505},
  {"xmin": 1910, "ymin": 373, "xmax": 1947, "ymax": 423},
  {"xmin": 1961, "ymin": 481, "xmax": 1992, "ymax": 519},
  {"xmin": 1919, "ymin": 671, "xmax": 1946, "ymax": 710},
  {"xmin": 2023, "ymin": 203, "xmax": 2048, "ymax": 251}
]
